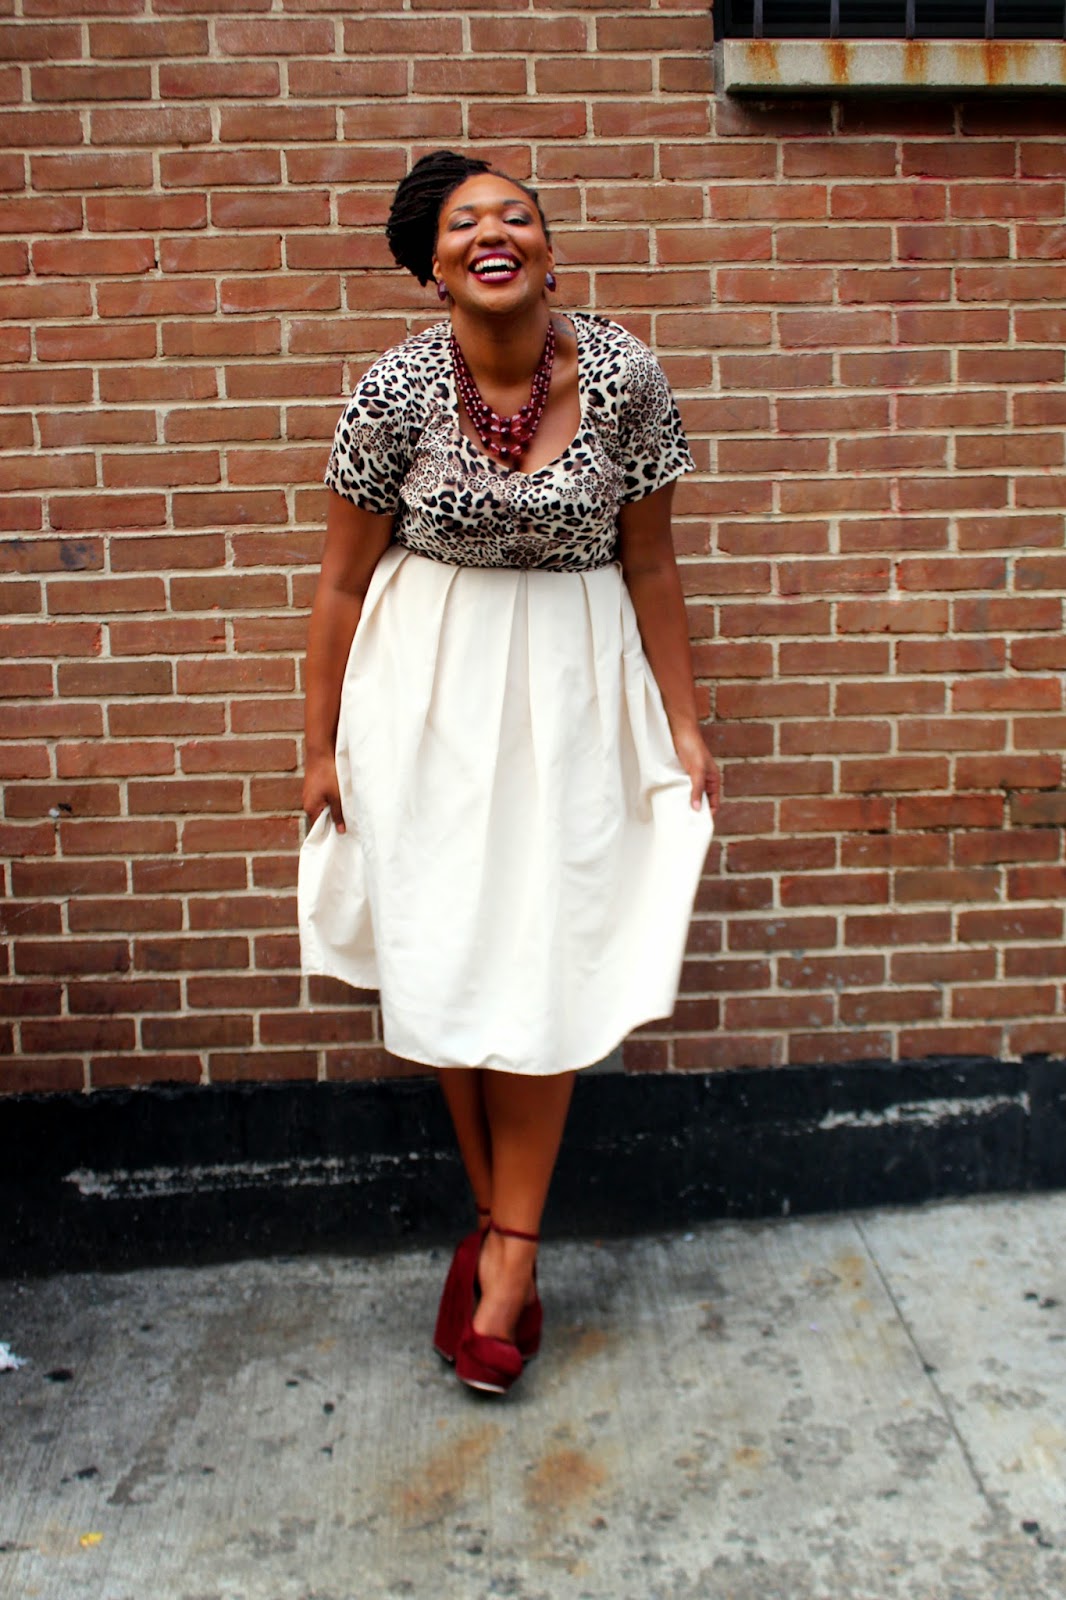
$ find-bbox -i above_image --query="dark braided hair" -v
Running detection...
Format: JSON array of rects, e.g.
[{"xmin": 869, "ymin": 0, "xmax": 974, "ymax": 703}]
[{"xmin": 386, "ymin": 149, "xmax": 551, "ymax": 287}]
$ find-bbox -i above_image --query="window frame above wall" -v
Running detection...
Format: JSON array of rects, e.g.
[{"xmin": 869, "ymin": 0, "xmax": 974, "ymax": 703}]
[{"xmin": 718, "ymin": 0, "xmax": 1066, "ymax": 91}]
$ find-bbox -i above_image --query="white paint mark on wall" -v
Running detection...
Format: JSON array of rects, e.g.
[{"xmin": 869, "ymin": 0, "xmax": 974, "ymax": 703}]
[
  {"xmin": 64, "ymin": 1151, "xmax": 451, "ymax": 1201},
  {"xmin": 0, "ymin": 1342, "xmax": 27, "ymax": 1371},
  {"xmin": 817, "ymin": 1093, "xmax": 1029, "ymax": 1133}
]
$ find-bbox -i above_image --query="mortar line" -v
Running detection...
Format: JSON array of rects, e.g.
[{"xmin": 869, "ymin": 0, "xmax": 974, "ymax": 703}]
[{"xmin": 853, "ymin": 1213, "xmax": 997, "ymax": 1516}]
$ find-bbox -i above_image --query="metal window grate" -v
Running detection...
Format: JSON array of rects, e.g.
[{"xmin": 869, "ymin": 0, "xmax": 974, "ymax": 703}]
[{"xmin": 721, "ymin": 0, "xmax": 1066, "ymax": 37}]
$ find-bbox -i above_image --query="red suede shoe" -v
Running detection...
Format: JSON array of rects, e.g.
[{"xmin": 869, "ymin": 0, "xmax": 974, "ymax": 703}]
[
  {"xmin": 432, "ymin": 1228, "xmax": 483, "ymax": 1364},
  {"xmin": 514, "ymin": 1284, "xmax": 543, "ymax": 1361},
  {"xmin": 455, "ymin": 1322, "xmax": 524, "ymax": 1395}
]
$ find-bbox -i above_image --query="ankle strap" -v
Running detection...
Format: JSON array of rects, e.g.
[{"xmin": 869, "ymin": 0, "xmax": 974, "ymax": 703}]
[{"xmin": 490, "ymin": 1219, "xmax": 540, "ymax": 1243}]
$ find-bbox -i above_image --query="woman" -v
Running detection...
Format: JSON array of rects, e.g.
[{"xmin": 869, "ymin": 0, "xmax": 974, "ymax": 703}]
[{"xmin": 298, "ymin": 151, "xmax": 718, "ymax": 1396}]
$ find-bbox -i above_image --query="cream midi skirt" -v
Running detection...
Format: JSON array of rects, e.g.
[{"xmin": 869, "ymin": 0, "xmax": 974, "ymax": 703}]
[{"xmin": 298, "ymin": 547, "xmax": 713, "ymax": 1075}]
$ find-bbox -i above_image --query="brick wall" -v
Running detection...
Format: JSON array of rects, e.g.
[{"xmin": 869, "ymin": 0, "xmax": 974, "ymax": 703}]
[{"xmin": 2, "ymin": 2, "xmax": 1064, "ymax": 1094}]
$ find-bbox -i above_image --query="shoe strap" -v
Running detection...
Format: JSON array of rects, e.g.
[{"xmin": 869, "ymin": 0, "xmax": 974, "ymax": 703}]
[{"xmin": 490, "ymin": 1219, "xmax": 540, "ymax": 1243}]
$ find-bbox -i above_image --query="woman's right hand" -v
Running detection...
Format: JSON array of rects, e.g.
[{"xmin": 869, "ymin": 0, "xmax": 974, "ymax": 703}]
[{"xmin": 303, "ymin": 752, "xmax": 345, "ymax": 833}]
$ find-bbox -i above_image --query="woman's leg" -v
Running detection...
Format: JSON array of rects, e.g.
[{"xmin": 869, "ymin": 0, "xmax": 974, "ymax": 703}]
[
  {"xmin": 473, "ymin": 1069, "xmax": 576, "ymax": 1341},
  {"xmin": 435, "ymin": 1067, "xmax": 493, "ymax": 1217}
]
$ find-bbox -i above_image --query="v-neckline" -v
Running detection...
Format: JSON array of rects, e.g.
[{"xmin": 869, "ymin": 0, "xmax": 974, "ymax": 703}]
[{"xmin": 445, "ymin": 313, "xmax": 587, "ymax": 480}]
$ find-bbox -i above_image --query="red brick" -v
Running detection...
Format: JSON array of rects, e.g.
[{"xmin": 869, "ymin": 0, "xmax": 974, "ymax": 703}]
[
  {"xmin": 37, "ymin": 322, "xmax": 157, "ymax": 363},
  {"xmin": 216, "ymin": 16, "xmax": 332, "ymax": 52},
  {"xmin": 536, "ymin": 56, "xmax": 651, "ymax": 94},
  {"xmin": 133, "ymin": 936, "xmax": 249, "ymax": 973},
  {"xmin": 32, "ymin": 151, "xmax": 153, "ymax": 190},
  {"xmin": 675, "ymin": 1035, "xmax": 784, "ymax": 1071},
  {"xmin": 1010, "ymin": 1022, "xmax": 1066, "ymax": 1057},
  {"xmin": 126, "ymin": 780, "xmax": 240, "ymax": 819},
  {"xmin": 47, "ymin": 577, "xmax": 167, "ymax": 616},
  {"xmin": 0, "ymin": 22, "xmax": 81, "ymax": 60},
  {"xmin": 69, "ymin": 898, "xmax": 184, "ymax": 934},
  {"xmin": 38, "ymin": 410, "xmax": 156, "ymax": 449},
  {"xmin": 842, "ymin": 757, "xmax": 950, "ymax": 793},
  {"xmin": 163, "ymin": 320, "xmax": 282, "ymax": 359},
  {"xmin": 97, "ymin": 281, "xmax": 216, "ymax": 318},
  {"xmin": 779, "ymin": 955, "xmax": 885, "ymax": 989},
  {"xmin": 899, "ymin": 1026, "xmax": 1002, "ymax": 1060},
  {"xmin": 91, "ymin": 1055, "xmax": 203, "ymax": 1090},
  {"xmin": 839, "ymin": 990, "xmax": 941, "ymax": 1025},
  {"xmin": 109, "ymin": 703, "xmax": 224, "ymax": 738},
  {"xmin": 1005, "ymin": 946, "xmax": 1066, "ymax": 979},
  {"xmin": 160, "ymin": 61, "xmax": 280, "ymax": 99},
  {"xmin": 15, "ymin": 939, "xmax": 130, "ymax": 976},
  {"xmin": 219, "ymin": 106, "xmax": 338, "ymax": 145},
  {"xmin": 892, "ymin": 950, "xmax": 997, "ymax": 985},
  {"xmin": 56, "ymin": 659, "xmax": 170, "ymax": 697},
  {"xmin": 957, "ymin": 907, "xmax": 1062, "ymax": 943},
  {"xmin": 161, "ymin": 236, "xmax": 281, "ymax": 274},
  {"xmin": 210, "ymin": 1051, "xmax": 317, "ymax": 1083},
  {"xmin": 789, "ymin": 1031, "xmax": 894, "ymax": 1065},
  {"xmin": 286, "ymin": 59, "xmax": 406, "ymax": 98},
  {"xmin": 728, "ymin": 916, "xmax": 838, "ymax": 953},
  {"xmin": 781, "ymin": 871, "xmax": 888, "ymax": 907},
  {"xmin": 956, "ymin": 830, "xmax": 1060, "ymax": 867},
  {"xmin": 90, "ymin": 18, "xmax": 207, "ymax": 56},
  {"xmin": 845, "ymin": 912, "xmax": 952, "ymax": 947},
  {"xmin": 839, "ymin": 266, "xmax": 951, "ymax": 303},
  {"xmin": 0, "ymin": 610, "xmax": 94, "ymax": 658},
  {"xmin": 31, "ymin": 64, "xmax": 151, "ymax": 101},
  {"xmin": 953, "ymin": 984, "xmax": 1057, "ymax": 1021},
  {"xmin": 90, "ymin": 106, "xmax": 211, "ymax": 146},
  {"xmin": 0, "ymin": 1059, "xmax": 84, "ymax": 1093},
  {"xmin": 98, "ymin": 365, "xmax": 217, "ymax": 403},
  {"xmin": 261, "ymin": 1010, "xmax": 375, "ymax": 1047},
  {"xmin": 187, "ymin": 975, "xmax": 300, "ymax": 1010},
  {"xmin": 172, "ymin": 490, "xmax": 287, "ymax": 529},
  {"xmin": 956, "ymin": 754, "xmax": 1061, "ymax": 791},
  {"xmin": 342, "ymin": 14, "xmax": 461, "ymax": 52},
  {"xmin": 56, "ymin": 742, "xmax": 175, "ymax": 779},
  {"xmin": 66, "ymin": 972, "xmax": 179, "ymax": 1011},
  {"xmin": 160, "ymin": 150, "xmax": 281, "ymax": 189}
]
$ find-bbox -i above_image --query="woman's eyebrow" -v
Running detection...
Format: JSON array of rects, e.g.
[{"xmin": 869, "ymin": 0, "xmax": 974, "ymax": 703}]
[{"xmin": 446, "ymin": 198, "xmax": 532, "ymax": 217}]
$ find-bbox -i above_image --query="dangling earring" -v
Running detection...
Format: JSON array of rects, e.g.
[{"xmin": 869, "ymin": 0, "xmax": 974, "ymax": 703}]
[
  {"xmin": 436, "ymin": 280, "xmax": 449, "ymax": 302},
  {"xmin": 545, "ymin": 271, "xmax": 557, "ymax": 292}
]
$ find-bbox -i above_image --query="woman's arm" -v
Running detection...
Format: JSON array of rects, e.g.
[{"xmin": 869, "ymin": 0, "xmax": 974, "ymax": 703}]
[
  {"xmin": 302, "ymin": 489, "xmax": 394, "ymax": 831},
  {"xmin": 618, "ymin": 481, "xmax": 720, "ymax": 814}
]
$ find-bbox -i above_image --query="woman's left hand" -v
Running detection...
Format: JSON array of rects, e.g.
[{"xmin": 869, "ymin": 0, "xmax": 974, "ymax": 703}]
[{"xmin": 672, "ymin": 722, "xmax": 721, "ymax": 815}]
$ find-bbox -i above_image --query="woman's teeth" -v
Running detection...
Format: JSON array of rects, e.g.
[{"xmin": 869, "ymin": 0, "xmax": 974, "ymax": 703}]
[{"xmin": 472, "ymin": 257, "xmax": 519, "ymax": 280}]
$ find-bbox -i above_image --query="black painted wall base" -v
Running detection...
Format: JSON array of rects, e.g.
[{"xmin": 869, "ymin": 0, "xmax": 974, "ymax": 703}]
[{"xmin": 2, "ymin": 1056, "xmax": 1064, "ymax": 1277}]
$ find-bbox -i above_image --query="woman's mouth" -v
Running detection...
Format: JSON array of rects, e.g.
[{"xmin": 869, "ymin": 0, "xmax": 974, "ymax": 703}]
[{"xmin": 470, "ymin": 254, "xmax": 521, "ymax": 284}]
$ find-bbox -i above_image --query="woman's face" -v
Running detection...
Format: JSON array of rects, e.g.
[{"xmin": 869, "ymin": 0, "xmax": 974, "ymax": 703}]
[{"xmin": 432, "ymin": 173, "xmax": 554, "ymax": 317}]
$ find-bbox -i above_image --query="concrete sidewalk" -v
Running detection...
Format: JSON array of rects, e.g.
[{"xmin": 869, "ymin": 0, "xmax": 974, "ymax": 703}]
[{"xmin": 1, "ymin": 1192, "xmax": 1063, "ymax": 1600}]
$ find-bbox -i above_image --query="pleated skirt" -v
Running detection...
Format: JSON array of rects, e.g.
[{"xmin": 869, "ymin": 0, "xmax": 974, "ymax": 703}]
[{"xmin": 298, "ymin": 546, "xmax": 713, "ymax": 1074}]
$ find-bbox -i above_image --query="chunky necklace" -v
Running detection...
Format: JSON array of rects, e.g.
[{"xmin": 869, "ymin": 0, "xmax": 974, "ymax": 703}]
[{"xmin": 450, "ymin": 322, "xmax": 555, "ymax": 464}]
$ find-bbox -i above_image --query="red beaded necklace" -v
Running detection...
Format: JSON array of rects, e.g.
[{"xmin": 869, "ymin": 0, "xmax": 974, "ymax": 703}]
[{"xmin": 451, "ymin": 322, "xmax": 555, "ymax": 465}]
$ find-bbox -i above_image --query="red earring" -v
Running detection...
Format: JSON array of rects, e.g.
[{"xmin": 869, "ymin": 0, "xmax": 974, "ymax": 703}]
[{"xmin": 436, "ymin": 280, "xmax": 449, "ymax": 302}]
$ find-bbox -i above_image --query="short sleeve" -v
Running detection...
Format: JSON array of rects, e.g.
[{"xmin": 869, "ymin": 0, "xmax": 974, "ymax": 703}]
[
  {"xmin": 323, "ymin": 349, "xmax": 414, "ymax": 515},
  {"xmin": 617, "ymin": 342, "xmax": 696, "ymax": 505}
]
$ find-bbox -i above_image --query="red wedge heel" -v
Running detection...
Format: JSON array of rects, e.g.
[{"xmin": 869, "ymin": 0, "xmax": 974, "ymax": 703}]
[
  {"xmin": 454, "ymin": 1219, "xmax": 541, "ymax": 1397},
  {"xmin": 433, "ymin": 1227, "xmax": 483, "ymax": 1364}
]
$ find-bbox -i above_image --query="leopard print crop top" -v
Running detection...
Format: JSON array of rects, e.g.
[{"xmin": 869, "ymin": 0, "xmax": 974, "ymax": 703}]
[{"xmin": 323, "ymin": 312, "xmax": 694, "ymax": 573}]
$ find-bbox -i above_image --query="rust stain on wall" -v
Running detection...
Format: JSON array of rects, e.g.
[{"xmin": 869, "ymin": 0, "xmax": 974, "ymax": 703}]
[
  {"xmin": 748, "ymin": 37, "xmax": 780, "ymax": 82},
  {"xmin": 825, "ymin": 39, "xmax": 851, "ymax": 86},
  {"xmin": 903, "ymin": 40, "xmax": 931, "ymax": 85}
]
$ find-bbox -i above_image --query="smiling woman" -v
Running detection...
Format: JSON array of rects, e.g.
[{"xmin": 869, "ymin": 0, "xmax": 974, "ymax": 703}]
[{"xmin": 297, "ymin": 150, "xmax": 718, "ymax": 1398}]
